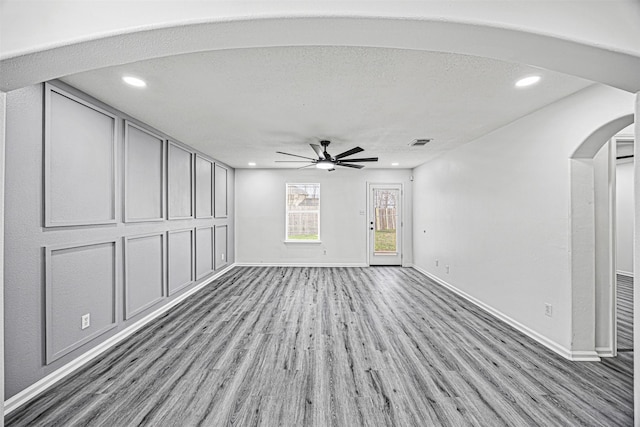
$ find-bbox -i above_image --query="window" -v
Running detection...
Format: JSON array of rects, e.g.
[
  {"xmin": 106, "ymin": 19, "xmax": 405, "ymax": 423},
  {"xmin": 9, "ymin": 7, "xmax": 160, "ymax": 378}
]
[{"xmin": 286, "ymin": 183, "xmax": 320, "ymax": 241}]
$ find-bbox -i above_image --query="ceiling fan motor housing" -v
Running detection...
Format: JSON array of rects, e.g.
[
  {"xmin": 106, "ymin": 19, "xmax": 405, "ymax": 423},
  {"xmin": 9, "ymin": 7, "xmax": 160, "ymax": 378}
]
[{"xmin": 276, "ymin": 139, "xmax": 377, "ymax": 170}]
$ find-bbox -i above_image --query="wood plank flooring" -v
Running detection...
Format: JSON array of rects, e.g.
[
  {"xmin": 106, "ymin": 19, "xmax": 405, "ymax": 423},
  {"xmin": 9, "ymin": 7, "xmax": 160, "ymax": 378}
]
[
  {"xmin": 618, "ymin": 274, "xmax": 634, "ymax": 351},
  {"xmin": 6, "ymin": 267, "xmax": 633, "ymax": 426}
]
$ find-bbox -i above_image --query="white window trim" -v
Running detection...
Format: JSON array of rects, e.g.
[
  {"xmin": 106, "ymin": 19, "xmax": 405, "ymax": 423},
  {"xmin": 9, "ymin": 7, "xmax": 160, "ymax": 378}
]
[{"xmin": 285, "ymin": 183, "xmax": 320, "ymax": 243}]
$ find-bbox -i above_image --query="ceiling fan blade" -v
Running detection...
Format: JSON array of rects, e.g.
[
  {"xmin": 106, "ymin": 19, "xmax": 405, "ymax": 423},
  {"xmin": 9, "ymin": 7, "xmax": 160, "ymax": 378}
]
[
  {"xmin": 275, "ymin": 160, "xmax": 315, "ymax": 163},
  {"xmin": 335, "ymin": 146, "xmax": 364, "ymax": 159},
  {"xmin": 297, "ymin": 164, "xmax": 316, "ymax": 169},
  {"xmin": 328, "ymin": 168, "xmax": 336, "ymax": 172},
  {"xmin": 310, "ymin": 144, "xmax": 326, "ymax": 159},
  {"xmin": 338, "ymin": 157, "xmax": 378, "ymax": 162},
  {"xmin": 276, "ymin": 151, "xmax": 316, "ymax": 161},
  {"xmin": 337, "ymin": 163, "xmax": 364, "ymax": 169}
]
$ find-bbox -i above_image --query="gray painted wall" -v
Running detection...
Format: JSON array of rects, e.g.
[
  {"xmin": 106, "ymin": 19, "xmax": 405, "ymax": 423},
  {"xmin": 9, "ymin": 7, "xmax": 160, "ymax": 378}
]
[{"xmin": 4, "ymin": 81, "xmax": 235, "ymax": 399}]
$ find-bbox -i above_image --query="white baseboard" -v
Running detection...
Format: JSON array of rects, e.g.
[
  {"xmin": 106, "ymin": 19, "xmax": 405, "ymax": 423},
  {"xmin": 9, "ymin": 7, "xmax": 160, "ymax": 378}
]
[
  {"xmin": 411, "ymin": 265, "xmax": 597, "ymax": 362},
  {"xmin": 595, "ymin": 347, "xmax": 615, "ymax": 358},
  {"xmin": 4, "ymin": 263, "xmax": 236, "ymax": 415},
  {"xmin": 234, "ymin": 262, "xmax": 368, "ymax": 267},
  {"xmin": 569, "ymin": 350, "xmax": 601, "ymax": 361},
  {"xmin": 616, "ymin": 270, "xmax": 634, "ymax": 278}
]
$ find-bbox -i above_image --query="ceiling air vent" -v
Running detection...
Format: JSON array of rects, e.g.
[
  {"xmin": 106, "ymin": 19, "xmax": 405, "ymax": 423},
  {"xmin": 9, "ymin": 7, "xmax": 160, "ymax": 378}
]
[{"xmin": 409, "ymin": 138, "xmax": 432, "ymax": 146}]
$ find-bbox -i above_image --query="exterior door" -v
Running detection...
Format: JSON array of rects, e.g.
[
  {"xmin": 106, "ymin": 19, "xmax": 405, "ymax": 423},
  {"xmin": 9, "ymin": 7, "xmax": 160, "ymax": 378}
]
[{"xmin": 368, "ymin": 184, "xmax": 402, "ymax": 265}]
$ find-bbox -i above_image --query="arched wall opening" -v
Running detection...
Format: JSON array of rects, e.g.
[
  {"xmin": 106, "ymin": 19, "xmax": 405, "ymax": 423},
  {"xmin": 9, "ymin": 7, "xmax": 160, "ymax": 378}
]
[
  {"xmin": 569, "ymin": 114, "xmax": 634, "ymax": 358},
  {"xmin": 1, "ymin": 15, "xmax": 640, "ymax": 93}
]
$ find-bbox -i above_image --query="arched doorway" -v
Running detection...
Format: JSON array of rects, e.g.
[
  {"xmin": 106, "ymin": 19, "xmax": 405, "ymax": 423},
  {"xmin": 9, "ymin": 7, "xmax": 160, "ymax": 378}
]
[{"xmin": 569, "ymin": 115, "xmax": 634, "ymax": 358}]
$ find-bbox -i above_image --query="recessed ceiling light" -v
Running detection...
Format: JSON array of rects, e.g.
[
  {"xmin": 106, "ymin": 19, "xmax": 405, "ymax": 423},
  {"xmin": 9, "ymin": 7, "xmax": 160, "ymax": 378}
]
[
  {"xmin": 122, "ymin": 76, "xmax": 147, "ymax": 88},
  {"xmin": 248, "ymin": 162, "xmax": 256, "ymax": 166},
  {"xmin": 391, "ymin": 162, "xmax": 399, "ymax": 166},
  {"xmin": 515, "ymin": 75, "xmax": 541, "ymax": 88}
]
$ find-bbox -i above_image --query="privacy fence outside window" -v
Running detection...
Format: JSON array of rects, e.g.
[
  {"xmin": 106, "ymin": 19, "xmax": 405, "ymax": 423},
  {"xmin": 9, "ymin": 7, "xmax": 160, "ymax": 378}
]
[{"xmin": 286, "ymin": 183, "xmax": 320, "ymax": 241}]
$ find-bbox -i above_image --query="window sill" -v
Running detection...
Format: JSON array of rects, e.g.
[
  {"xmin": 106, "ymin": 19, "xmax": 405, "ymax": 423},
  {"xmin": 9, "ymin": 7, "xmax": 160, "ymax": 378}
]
[{"xmin": 284, "ymin": 240, "xmax": 323, "ymax": 244}]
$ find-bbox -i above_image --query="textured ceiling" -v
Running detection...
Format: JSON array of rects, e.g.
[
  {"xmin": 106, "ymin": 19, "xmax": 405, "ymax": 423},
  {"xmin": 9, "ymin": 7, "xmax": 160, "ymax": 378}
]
[{"xmin": 61, "ymin": 46, "xmax": 593, "ymax": 169}]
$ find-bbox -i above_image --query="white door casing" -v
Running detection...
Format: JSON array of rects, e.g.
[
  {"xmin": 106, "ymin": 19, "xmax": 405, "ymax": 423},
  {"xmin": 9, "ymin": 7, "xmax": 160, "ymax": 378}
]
[{"xmin": 368, "ymin": 183, "xmax": 402, "ymax": 266}]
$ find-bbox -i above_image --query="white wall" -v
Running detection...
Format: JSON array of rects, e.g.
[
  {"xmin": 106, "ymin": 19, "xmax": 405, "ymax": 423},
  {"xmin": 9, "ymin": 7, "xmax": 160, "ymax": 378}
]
[
  {"xmin": 592, "ymin": 141, "xmax": 616, "ymax": 353},
  {"xmin": 1, "ymin": 90, "xmax": 6, "ymax": 426},
  {"xmin": 617, "ymin": 158, "xmax": 635, "ymax": 276},
  {"xmin": 412, "ymin": 84, "xmax": 634, "ymax": 355},
  {"xmin": 235, "ymin": 168, "xmax": 412, "ymax": 266}
]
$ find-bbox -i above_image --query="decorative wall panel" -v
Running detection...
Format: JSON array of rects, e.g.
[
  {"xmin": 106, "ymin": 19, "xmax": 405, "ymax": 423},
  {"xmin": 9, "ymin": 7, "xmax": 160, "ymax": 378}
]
[
  {"xmin": 214, "ymin": 163, "xmax": 228, "ymax": 218},
  {"xmin": 45, "ymin": 240, "xmax": 117, "ymax": 363},
  {"xmin": 124, "ymin": 122, "xmax": 165, "ymax": 222},
  {"xmin": 168, "ymin": 229, "xmax": 194, "ymax": 295},
  {"xmin": 196, "ymin": 227, "xmax": 214, "ymax": 279},
  {"xmin": 168, "ymin": 142, "xmax": 193, "ymax": 219},
  {"xmin": 44, "ymin": 84, "xmax": 116, "ymax": 227},
  {"xmin": 195, "ymin": 155, "xmax": 214, "ymax": 218},
  {"xmin": 124, "ymin": 233, "xmax": 165, "ymax": 320},
  {"xmin": 215, "ymin": 225, "xmax": 228, "ymax": 270}
]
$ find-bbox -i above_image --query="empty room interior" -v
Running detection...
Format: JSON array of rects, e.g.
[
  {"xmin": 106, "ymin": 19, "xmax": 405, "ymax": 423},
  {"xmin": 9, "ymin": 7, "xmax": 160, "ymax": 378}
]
[{"xmin": 0, "ymin": 2, "xmax": 639, "ymax": 426}]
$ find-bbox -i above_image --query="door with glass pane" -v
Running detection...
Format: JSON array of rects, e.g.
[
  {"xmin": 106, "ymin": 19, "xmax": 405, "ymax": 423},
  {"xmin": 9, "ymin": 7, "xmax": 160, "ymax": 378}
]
[{"xmin": 368, "ymin": 184, "xmax": 402, "ymax": 265}]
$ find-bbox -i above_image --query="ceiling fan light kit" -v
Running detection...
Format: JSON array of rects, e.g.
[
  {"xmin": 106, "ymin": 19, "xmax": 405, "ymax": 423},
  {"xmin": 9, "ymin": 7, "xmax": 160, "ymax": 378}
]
[
  {"xmin": 316, "ymin": 159, "xmax": 334, "ymax": 169},
  {"xmin": 276, "ymin": 140, "xmax": 378, "ymax": 171}
]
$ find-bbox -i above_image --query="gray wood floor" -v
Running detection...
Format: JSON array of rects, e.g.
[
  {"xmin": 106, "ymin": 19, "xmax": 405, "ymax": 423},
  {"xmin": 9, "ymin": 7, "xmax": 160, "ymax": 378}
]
[
  {"xmin": 618, "ymin": 274, "xmax": 633, "ymax": 351},
  {"xmin": 6, "ymin": 267, "xmax": 633, "ymax": 426}
]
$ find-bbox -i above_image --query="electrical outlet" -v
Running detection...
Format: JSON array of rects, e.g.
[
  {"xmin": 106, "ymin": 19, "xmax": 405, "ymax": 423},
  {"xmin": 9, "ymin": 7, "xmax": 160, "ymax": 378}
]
[
  {"xmin": 81, "ymin": 313, "xmax": 90, "ymax": 330},
  {"xmin": 545, "ymin": 303, "xmax": 553, "ymax": 317},
  {"xmin": 446, "ymin": 265, "xmax": 450, "ymax": 274},
  {"xmin": 435, "ymin": 259, "xmax": 439, "ymax": 267},
  {"xmin": 323, "ymin": 249, "xmax": 327, "ymax": 255},
  {"xmin": 221, "ymin": 253, "xmax": 225, "ymax": 260}
]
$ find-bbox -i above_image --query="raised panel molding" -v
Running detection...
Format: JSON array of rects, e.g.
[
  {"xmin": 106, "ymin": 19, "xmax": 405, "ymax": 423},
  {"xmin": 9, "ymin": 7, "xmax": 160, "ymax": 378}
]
[
  {"xmin": 168, "ymin": 141, "xmax": 194, "ymax": 220},
  {"xmin": 124, "ymin": 233, "xmax": 166, "ymax": 320},
  {"xmin": 124, "ymin": 121, "xmax": 165, "ymax": 223},
  {"xmin": 214, "ymin": 163, "xmax": 228, "ymax": 218},
  {"xmin": 215, "ymin": 225, "xmax": 228, "ymax": 270},
  {"xmin": 45, "ymin": 240, "xmax": 117, "ymax": 364},
  {"xmin": 195, "ymin": 155, "xmax": 214, "ymax": 219},
  {"xmin": 196, "ymin": 226, "xmax": 215, "ymax": 279},
  {"xmin": 168, "ymin": 228, "xmax": 195, "ymax": 295},
  {"xmin": 44, "ymin": 83, "xmax": 117, "ymax": 227}
]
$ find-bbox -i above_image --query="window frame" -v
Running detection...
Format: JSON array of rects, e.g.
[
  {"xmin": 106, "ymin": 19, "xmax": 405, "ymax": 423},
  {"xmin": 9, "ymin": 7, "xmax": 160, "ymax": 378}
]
[{"xmin": 285, "ymin": 183, "xmax": 321, "ymax": 243}]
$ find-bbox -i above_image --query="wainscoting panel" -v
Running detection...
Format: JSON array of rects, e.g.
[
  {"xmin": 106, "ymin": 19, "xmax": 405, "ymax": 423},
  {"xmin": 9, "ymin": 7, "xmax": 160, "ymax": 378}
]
[
  {"xmin": 195, "ymin": 227, "xmax": 214, "ymax": 279},
  {"xmin": 44, "ymin": 84, "xmax": 116, "ymax": 227},
  {"xmin": 215, "ymin": 225, "xmax": 228, "ymax": 270},
  {"xmin": 168, "ymin": 229, "xmax": 194, "ymax": 295},
  {"xmin": 124, "ymin": 121, "xmax": 165, "ymax": 222},
  {"xmin": 124, "ymin": 233, "xmax": 165, "ymax": 320},
  {"xmin": 45, "ymin": 240, "xmax": 117, "ymax": 364},
  {"xmin": 195, "ymin": 155, "xmax": 213, "ymax": 219},
  {"xmin": 4, "ymin": 80, "xmax": 235, "ymax": 404},
  {"xmin": 168, "ymin": 142, "xmax": 193, "ymax": 220},
  {"xmin": 214, "ymin": 163, "xmax": 228, "ymax": 218}
]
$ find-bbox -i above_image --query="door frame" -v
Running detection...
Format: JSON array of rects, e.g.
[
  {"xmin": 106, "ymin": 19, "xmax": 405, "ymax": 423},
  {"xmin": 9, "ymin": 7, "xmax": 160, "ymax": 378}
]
[{"xmin": 366, "ymin": 182, "xmax": 403, "ymax": 266}]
